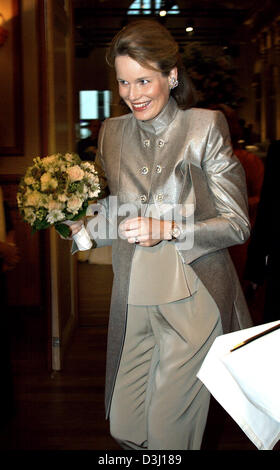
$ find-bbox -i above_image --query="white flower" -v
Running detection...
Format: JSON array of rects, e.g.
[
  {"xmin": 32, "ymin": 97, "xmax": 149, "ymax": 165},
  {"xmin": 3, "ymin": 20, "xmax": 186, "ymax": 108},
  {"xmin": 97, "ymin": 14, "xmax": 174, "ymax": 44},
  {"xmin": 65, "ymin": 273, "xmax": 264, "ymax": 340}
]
[
  {"xmin": 88, "ymin": 189, "xmax": 100, "ymax": 198},
  {"xmin": 23, "ymin": 207, "xmax": 37, "ymax": 224},
  {"xmin": 47, "ymin": 210, "xmax": 65, "ymax": 224},
  {"xmin": 81, "ymin": 161, "xmax": 96, "ymax": 173},
  {"xmin": 85, "ymin": 172, "xmax": 95, "ymax": 182},
  {"xmin": 81, "ymin": 161, "xmax": 91, "ymax": 169}
]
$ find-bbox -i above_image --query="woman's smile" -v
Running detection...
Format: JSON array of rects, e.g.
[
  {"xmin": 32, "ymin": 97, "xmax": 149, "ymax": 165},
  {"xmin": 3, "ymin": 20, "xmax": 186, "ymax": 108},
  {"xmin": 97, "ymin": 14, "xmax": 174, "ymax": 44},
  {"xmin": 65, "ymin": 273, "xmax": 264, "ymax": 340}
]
[{"xmin": 131, "ymin": 100, "xmax": 152, "ymax": 112}]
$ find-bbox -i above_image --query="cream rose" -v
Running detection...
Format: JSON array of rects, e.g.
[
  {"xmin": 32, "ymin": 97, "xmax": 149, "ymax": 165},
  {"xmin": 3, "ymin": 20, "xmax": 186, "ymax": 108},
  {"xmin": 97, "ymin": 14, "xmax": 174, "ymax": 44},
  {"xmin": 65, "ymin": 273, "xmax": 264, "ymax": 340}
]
[
  {"xmin": 25, "ymin": 190, "xmax": 42, "ymax": 207},
  {"xmin": 67, "ymin": 195, "xmax": 83, "ymax": 214},
  {"xmin": 65, "ymin": 153, "xmax": 76, "ymax": 162},
  {"xmin": 41, "ymin": 172, "xmax": 58, "ymax": 191},
  {"xmin": 42, "ymin": 155, "xmax": 56, "ymax": 166},
  {"xmin": 67, "ymin": 165, "xmax": 85, "ymax": 182},
  {"xmin": 47, "ymin": 199, "xmax": 64, "ymax": 211},
  {"xmin": 24, "ymin": 176, "xmax": 36, "ymax": 186},
  {"xmin": 58, "ymin": 193, "xmax": 68, "ymax": 203}
]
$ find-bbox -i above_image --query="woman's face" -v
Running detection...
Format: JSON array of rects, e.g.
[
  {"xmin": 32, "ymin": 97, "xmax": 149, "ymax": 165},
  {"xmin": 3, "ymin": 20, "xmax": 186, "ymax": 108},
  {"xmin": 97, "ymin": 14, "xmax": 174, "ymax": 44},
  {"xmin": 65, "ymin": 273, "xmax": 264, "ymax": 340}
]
[{"xmin": 115, "ymin": 55, "xmax": 177, "ymax": 121}]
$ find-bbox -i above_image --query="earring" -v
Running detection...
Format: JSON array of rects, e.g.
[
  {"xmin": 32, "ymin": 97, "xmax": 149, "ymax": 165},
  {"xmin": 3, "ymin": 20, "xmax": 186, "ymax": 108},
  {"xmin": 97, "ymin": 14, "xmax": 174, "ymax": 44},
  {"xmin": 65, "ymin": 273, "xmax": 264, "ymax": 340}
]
[{"xmin": 169, "ymin": 77, "xmax": 179, "ymax": 89}]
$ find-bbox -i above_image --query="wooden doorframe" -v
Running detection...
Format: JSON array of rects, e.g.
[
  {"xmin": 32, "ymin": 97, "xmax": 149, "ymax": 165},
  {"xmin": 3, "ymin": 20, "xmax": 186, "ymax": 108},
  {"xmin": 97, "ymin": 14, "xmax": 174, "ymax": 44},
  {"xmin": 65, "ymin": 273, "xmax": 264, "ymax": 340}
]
[
  {"xmin": 36, "ymin": 0, "xmax": 52, "ymax": 371},
  {"xmin": 36, "ymin": 0, "xmax": 78, "ymax": 371}
]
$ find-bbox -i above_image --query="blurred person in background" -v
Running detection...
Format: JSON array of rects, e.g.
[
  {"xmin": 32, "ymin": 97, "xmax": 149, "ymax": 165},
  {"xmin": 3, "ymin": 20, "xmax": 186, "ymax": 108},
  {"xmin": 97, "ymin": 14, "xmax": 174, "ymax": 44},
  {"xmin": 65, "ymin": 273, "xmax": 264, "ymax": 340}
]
[
  {"xmin": 210, "ymin": 104, "xmax": 264, "ymax": 289},
  {"xmin": 245, "ymin": 140, "xmax": 280, "ymax": 324}
]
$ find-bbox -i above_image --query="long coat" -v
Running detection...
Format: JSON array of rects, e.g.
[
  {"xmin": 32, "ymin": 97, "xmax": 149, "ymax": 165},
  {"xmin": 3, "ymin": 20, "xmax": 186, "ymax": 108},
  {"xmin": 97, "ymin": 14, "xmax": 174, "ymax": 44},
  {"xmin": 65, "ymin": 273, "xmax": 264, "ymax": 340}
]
[{"xmin": 75, "ymin": 97, "xmax": 253, "ymax": 417}]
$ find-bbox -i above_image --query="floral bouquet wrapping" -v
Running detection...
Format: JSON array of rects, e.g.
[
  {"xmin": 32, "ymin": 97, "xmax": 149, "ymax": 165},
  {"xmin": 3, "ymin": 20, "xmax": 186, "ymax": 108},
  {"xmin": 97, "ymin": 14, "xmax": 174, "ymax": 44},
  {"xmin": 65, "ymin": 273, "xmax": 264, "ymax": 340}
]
[{"xmin": 17, "ymin": 152, "xmax": 101, "ymax": 250}]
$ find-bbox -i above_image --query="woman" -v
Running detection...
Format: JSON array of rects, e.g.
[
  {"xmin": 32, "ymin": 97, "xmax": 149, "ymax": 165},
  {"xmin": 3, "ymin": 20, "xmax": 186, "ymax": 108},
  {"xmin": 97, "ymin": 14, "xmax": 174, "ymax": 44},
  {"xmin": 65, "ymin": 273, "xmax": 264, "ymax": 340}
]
[{"xmin": 70, "ymin": 20, "xmax": 252, "ymax": 450}]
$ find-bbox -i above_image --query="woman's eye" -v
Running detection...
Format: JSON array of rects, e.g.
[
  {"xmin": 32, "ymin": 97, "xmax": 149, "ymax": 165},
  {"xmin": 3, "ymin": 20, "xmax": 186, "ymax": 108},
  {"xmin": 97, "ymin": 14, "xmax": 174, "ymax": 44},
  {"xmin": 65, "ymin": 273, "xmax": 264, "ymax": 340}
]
[{"xmin": 140, "ymin": 79, "xmax": 149, "ymax": 85}]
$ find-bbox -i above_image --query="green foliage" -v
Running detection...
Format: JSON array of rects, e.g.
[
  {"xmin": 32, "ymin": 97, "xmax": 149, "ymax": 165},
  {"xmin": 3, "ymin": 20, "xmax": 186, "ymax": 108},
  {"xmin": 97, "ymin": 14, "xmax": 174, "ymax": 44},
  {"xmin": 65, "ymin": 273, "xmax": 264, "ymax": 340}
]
[{"xmin": 54, "ymin": 222, "xmax": 71, "ymax": 238}]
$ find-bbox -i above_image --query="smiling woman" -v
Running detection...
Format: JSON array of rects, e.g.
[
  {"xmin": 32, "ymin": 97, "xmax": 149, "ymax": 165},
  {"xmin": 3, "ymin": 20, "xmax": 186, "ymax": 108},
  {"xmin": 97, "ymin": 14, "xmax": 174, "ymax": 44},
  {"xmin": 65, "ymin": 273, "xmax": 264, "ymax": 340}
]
[
  {"xmin": 115, "ymin": 55, "xmax": 175, "ymax": 121},
  {"xmin": 106, "ymin": 19, "xmax": 196, "ymax": 110},
  {"xmin": 66, "ymin": 18, "xmax": 252, "ymax": 451}
]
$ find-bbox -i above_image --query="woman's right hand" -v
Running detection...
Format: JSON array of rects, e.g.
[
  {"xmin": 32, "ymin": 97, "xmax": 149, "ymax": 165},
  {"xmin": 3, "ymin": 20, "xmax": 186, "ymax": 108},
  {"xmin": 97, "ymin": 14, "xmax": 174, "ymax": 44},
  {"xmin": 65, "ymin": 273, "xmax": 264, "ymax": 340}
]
[{"xmin": 64, "ymin": 219, "xmax": 84, "ymax": 236}]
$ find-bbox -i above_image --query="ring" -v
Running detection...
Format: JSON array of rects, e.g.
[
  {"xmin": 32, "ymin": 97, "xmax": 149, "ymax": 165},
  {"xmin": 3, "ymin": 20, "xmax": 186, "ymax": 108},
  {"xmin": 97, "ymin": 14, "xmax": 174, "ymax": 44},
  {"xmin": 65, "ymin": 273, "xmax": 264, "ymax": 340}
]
[{"xmin": 134, "ymin": 237, "xmax": 139, "ymax": 244}]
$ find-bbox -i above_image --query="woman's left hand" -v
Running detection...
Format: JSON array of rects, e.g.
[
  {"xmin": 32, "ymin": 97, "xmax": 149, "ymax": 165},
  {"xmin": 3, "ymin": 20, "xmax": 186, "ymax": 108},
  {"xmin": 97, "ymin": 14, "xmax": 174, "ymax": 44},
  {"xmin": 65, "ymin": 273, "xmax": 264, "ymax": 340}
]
[{"xmin": 119, "ymin": 217, "xmax": 172, "ymax": 247}]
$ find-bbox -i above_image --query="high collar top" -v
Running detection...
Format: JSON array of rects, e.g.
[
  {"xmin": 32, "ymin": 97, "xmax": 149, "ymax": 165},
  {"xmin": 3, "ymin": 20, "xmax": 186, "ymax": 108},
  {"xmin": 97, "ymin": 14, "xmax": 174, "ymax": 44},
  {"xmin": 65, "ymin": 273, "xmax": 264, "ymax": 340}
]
[{"xmin": 136, "ymin": 96, "xmax": 179, "ymax": 135}]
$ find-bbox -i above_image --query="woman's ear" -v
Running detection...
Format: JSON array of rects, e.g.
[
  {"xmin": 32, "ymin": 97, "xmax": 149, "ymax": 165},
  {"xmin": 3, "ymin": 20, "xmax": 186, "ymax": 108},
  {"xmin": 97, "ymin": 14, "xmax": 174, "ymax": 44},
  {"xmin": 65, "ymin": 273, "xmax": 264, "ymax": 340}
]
[
  {"xmin": 171, "ymin": 67, "xmax": 178, "ymax": 81},
  {"xmin": 168, "ymin": 67, "xmax": 178, "ymax": 90}
]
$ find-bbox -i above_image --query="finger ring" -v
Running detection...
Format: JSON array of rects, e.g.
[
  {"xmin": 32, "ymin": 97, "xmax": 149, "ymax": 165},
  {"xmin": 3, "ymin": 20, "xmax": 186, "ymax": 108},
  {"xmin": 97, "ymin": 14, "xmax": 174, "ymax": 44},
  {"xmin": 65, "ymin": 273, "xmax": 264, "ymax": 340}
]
[{"xmin": 134, "ymin": 237, "xmax": 139, "ymax": 244}]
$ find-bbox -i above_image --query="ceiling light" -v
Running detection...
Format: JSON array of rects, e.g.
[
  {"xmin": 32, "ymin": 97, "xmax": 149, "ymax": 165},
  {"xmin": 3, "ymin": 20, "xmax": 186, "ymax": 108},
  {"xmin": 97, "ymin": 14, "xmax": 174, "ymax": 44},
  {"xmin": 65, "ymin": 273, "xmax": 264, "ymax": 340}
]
[
  {"xmin": 159, "ymin": 0, "xmax": 176, "ymax": 16},
  {"xmin": 185, "ymin": 19, "xmax": 195, "ymax": 34}
]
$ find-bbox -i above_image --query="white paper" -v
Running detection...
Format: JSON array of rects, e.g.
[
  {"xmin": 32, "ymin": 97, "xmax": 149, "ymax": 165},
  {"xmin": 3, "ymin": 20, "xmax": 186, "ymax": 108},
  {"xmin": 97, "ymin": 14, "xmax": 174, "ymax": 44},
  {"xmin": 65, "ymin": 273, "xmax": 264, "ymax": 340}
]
[
  {"xmin": 197, "ymin": 321, "xmax": 280, "ymax": 450},
  {"xmin": 222, "ymin": 324, "xmax": 280, "ymax": 422},
  {"xmin": 72, "ymin": 225, "xmax": 92, "ymax": 250}
]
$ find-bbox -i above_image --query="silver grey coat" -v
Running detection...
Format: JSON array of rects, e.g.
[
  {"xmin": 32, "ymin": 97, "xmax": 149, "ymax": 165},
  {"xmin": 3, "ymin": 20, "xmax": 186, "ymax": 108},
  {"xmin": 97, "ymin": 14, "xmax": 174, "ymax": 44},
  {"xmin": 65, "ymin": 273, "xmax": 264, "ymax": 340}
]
[{"xmin": 75, "ymin": 97, "xmax": 253, "ymax": 416}]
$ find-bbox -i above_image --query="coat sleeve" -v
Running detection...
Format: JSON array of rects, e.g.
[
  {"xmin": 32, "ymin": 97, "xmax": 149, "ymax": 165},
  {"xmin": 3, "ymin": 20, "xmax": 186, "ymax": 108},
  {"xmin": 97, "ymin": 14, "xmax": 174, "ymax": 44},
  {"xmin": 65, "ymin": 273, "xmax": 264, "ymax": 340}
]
[{"xmin": 176, "ymin": 111, "xmax": 251, "ymax": 262}]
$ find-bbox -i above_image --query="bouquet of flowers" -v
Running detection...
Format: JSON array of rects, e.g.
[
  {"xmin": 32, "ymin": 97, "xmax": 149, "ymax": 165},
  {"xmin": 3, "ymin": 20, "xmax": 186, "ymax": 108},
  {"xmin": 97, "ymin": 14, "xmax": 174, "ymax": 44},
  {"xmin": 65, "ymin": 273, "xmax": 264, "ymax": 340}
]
[{"xmin": 17, "ymin": 152, "xmax": 101, "ymax": 249}]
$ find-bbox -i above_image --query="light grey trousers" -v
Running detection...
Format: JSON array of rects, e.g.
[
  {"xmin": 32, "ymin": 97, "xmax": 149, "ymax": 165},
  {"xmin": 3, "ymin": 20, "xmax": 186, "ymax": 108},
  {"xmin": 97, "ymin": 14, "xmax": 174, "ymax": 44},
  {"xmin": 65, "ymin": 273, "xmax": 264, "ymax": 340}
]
[{"xmin": 109, "ymin": 276, "xmax": 223, "ymax": 450}]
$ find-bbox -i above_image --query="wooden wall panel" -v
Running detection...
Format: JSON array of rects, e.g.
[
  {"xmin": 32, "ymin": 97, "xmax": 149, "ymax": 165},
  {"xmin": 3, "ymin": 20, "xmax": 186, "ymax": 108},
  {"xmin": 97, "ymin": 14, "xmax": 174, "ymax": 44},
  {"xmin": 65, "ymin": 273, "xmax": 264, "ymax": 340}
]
[{"xmin": 77, "ymin": 262, "xmax": 113, "ymax": 327}]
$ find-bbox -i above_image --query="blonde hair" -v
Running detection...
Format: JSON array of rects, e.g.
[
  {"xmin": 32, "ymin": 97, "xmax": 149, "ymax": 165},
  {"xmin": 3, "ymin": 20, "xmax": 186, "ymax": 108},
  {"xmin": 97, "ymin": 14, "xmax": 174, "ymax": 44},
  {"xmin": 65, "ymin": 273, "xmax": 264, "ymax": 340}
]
[{"xmin": 106, "ymin": 20, "xmax": 197, "ymax": 110}]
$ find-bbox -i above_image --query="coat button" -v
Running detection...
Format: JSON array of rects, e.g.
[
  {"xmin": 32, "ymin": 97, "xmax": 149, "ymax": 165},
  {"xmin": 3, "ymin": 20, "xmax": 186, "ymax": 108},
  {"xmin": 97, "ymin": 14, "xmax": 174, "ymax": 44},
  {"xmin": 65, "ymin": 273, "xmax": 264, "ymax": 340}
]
[
  {"xmin": 158, "ymin": 139, "xmax": 165, "ymax": 148},
  {"xmin": 155, "ymin": 165, "xmax": 162, "ymax": 174},
  {"xmin": 143, "ymin": 140, "xmax": 150, "ymax": 148},
  {"xmin": 155, "ymin": 193, "xmax": 164, "ymax": 202},
  {"xmin": 140, "ymin": 194, "xmax": 147, "ymax": 203},
  {"xmin": 141, "ymin": 166, "xmax": 149, "ymax": 175}
]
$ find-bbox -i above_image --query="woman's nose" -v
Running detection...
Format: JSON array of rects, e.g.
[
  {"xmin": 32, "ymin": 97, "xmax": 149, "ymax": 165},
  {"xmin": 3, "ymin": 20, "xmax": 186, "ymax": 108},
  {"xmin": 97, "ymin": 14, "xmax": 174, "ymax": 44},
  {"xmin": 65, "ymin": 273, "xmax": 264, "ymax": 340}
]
[{"xmin": 127, "ymin": 84, "xmax": 140, "ymax": 101}]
